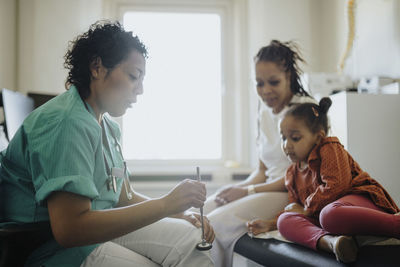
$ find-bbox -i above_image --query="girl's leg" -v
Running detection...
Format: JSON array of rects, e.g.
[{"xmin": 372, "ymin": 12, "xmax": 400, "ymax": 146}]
[
  {"xmin": 111, "ymin": 218, "xmax": 213, "ymax": 267},
  {"xmin": 320, "ymin": 194, "xmax": 400, "ymax": 238},
  {"xmin": 277, "ymin": 212, "xmax": 358, "ymax": 263},
  {"xmin": 81, "ymin": 242, "xmax": 160, "ymax": 267},
  {"xmin": 277, "ymin": 212, "xmax": 328, "ymax": 250},
  {"xmin": 317, "ymin": 235, "xmax": 358, "ymax": 263},
  {"xmin": 207, "ymin": 192, "xmax": 288, "ymax": 267}
]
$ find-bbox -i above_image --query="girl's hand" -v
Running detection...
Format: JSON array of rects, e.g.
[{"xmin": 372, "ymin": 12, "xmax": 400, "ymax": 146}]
[
  {"xmin": 162, "ymin": 179, "xmax": 206, "ymax": 215},
  {"xmin": 284, "ymin": 202, "xmax": 310, "ymax": 216},
  {"xmin": 247, "ymin": 219, "xmax": 277, "ymax": 236},
  {"xmin": 215, "ymin": 185, "xmax": 247, "ymax": 206}
]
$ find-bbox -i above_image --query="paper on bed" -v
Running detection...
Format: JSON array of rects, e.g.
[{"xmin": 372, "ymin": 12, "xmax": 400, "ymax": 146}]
[{"xmin": 249, "ymin": 230, "xmax": 293, "ymax": 243}]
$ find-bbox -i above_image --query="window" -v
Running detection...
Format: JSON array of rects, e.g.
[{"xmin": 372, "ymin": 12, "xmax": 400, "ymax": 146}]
[
  {"xmin": 106, "ymin": 0, "xmax": 254, "ymax": 177},
  {"xmin": 123, "ymin": 12, "xmax": 222, "ymax": 160}
]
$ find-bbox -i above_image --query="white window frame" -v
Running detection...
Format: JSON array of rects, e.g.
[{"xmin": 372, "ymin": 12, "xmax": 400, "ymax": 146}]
[{"xmin": 103, "ymin": 0, "xmax": 255, "ymax": 181}]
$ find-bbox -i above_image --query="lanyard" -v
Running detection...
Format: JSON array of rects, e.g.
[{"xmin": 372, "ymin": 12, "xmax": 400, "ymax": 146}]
[{"xmin": 82, "ymin": 100, "xmax": 133, "ymax": 199}]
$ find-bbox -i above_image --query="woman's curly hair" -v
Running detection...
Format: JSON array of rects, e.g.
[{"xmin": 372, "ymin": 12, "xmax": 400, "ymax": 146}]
[
  {"xmin": 64, "ymin": 20, "xmax": 148, "ymax": 99},
  {"xmin": 254, "ymin": 40, "xmax": 309, "ymax": 97}
]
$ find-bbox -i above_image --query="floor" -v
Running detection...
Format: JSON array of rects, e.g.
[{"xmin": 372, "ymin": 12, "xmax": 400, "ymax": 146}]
[{"xmin": 233, "ymin": 252, "xmax": 263, "ymax": 267}]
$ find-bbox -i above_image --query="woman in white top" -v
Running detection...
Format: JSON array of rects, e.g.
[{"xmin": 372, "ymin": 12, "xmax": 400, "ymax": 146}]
[{"xmin": 206, "ymin": 40, "xmax": 317, "ymax": 267}]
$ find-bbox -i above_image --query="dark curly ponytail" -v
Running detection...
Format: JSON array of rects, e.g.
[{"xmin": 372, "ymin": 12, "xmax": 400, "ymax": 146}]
[{"xmin": 285, "ymin": 97, "xmax": 332, "ymax": 134}]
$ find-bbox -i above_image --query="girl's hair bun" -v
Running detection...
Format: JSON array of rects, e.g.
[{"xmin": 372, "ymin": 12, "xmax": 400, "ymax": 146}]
[{"xmin": 319, "ymin": 97, "xmax": 332, "ymax": 114}]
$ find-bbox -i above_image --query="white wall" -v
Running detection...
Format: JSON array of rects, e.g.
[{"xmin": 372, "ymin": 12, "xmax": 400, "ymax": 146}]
[
  {"xmin": 329, "ymin": 92, "xmax": 400, "ymax": 206},
  {"xmin": 343, "ymin": 0, "xmax": 400, "ymax": 79},
  {"xmin": 314, "ymin": 0, "xmax": 347, "ymax": 73},
  {"xmin": 3, "ymin": 0, "xmax": 399, "ymax": 93},
  {"xmin": 247, "ymin": 0, "xmax": 319, "ymax": 73},
  {"xmin": 18, "ymin": 0, "xmax": 104, "ymax": 94},
  {"xmin": 0, "ymin": 0, "xmax": 17, "ymax": 91}
]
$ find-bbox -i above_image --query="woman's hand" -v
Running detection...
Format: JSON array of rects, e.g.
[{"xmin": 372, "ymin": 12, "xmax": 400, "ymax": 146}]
[
  {"xmin": 246, "ymin": 219, "xmax": 277, "ymax": 236},
  {"xmin": 215, "ymin": 185, "xmax": 248, "ymax": 206},
  {"xmin": 284, "ymin": 202, "xmax": 310, "ymax": 216},
  {"xmin": 179, "ymin": 212, "xmax": 215, "ymax": 243},
  {"xmin": 162, "ymin": 179, "xmax": 206, "ymax": 215}
]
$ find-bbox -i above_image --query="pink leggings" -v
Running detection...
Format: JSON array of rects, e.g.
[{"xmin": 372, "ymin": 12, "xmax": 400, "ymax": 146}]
[{"xmin": 277, "ymin": 194, "xmax": 400, "ymax": 250}]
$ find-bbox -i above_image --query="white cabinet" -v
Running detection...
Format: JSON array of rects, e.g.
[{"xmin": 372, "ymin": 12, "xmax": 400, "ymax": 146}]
[{"xmin": 329, "ymin": 92, "xmax": 400, "ymax": 206}]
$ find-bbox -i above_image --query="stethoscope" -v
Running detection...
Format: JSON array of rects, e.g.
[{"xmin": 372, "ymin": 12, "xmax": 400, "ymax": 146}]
[
  {"xmin": 82, "ymin": 99, "xmax": 133, "ymax": 200},
  {"xmin": 101, "ymin": 119, "xmax": 133, "ymax": 200}
]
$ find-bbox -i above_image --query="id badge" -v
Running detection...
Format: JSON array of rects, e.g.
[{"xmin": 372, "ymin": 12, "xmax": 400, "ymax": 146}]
[
  {"xmin": 109, "ymin": 167, "xmax": 124, "ymax": 193},
  {"xmin": 111, "ymin": 167, "xmax": 124, "ymax": 179}
]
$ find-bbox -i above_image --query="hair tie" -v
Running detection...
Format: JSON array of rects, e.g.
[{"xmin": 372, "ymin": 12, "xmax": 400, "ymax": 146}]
[{"xmin": 312, "ymin": 107, "xmax": 319, "ymax": 117}]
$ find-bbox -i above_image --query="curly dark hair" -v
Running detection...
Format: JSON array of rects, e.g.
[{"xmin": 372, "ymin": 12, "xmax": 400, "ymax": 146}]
[
  {"xmin": 64, "ymin": 20, "xmax": 148, "ymax": 99},
  {"xmin": 254, "ymin": 40, "xmax": 309, "ymax": 97},
  {"xmin": 286, "ymin": 97, "xmax": 332, "ymax": 134}
]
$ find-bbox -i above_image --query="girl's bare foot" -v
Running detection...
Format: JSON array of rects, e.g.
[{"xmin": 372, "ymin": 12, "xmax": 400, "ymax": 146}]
[
  {"xmin": 246, "ymin": 219, "xmax": 277, "ymax": 236},
  {"xmin": 318, "ymin": 235, "xmax": 358, "ymax": 263}
]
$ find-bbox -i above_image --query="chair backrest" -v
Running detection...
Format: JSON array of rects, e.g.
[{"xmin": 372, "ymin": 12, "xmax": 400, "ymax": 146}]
[
  {"xmin": 1, "ymin": 88, "xmax": 34, "ymax": 141},
  {"xmin": 0, "ymin": 222, "xmax": 53, "ymax": 267}
]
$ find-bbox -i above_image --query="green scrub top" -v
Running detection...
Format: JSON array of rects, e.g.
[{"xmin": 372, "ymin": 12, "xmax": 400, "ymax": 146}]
[{"xmin": 0, "ymin": 85, "xmax": 126, "ymax": 266}]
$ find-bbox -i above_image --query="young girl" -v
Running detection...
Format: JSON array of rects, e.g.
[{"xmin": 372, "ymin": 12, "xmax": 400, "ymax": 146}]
[{"xmin": 247, "ymin": 97, "xmax": 400, "ymax": 263}]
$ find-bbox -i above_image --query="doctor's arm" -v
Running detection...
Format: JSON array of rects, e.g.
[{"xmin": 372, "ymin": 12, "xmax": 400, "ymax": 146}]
[
  {"xmin": 47, "ymin": 179, "xmax": 207, "ymax": 248},
  {"xmin": 116, "ymin": 187, "xmax": 150, "ymax": 207},
  {"xmin": 114, "ymin": 179, "xmax": 214, "ymax": 242}
]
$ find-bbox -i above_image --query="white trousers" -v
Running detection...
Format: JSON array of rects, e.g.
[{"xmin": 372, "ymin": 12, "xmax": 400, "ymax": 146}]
[
  {"xmin": 205, "ymin": 192, "xmax": 288, "ymax": 267},
  {"xmin": 81, "ymin": 218, "xmax": 214, "ymax": 267}
]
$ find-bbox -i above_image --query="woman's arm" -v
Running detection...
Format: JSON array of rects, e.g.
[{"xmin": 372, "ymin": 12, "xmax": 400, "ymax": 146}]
[
  {"xmin": 214, "ymin": 160, "xmax": 268, "ymax": 205},
  {"xmin": 215, "ymin": 161, "xmax": 286, "ymax": 205},
  {"xmin": 253, "ymin": 176, "xmax": 286, "ymax": 193},
  {"xmin": 237, "ymin": 160, "xmax": 268, "ymax": 187},
  {"xmin": 48, "ymin": 179, "xmax": 206, "ymax": 248}
]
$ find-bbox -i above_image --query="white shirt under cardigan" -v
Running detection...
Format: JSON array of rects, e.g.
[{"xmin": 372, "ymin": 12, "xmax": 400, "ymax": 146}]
[{"xmin": 256, "ymin": 94, "xmax": 317, "ymax": 184}]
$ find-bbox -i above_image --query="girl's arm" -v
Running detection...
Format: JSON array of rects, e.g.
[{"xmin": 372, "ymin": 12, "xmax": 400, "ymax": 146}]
[
  {"xmin": 305, "ymin": 143, "xmax": 353, "ymax": 214},
  {"xmin": 284, "ymin": 202, "xmax": 312, "ymax": 217},
  {"xmin": 47, "ymin": 179, "xmax": 206, "ymax": 248}
]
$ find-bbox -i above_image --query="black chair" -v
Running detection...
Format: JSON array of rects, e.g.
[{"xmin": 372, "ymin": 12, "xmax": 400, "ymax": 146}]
[{"xmin": 0, "ymin": 222, "xmax": 52, "ymax": 267}]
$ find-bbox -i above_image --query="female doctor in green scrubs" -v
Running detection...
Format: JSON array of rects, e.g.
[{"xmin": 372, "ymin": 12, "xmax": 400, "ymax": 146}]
[{"xmin": 0, "ymin": 21, "xmax": 214, "ymax": 266}]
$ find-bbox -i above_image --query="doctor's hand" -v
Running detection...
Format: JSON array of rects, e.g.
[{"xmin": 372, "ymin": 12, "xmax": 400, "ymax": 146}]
[
  {"xmin": 215, "ymin": 185, "xmax": 247, "ymax": 206},
  {"xmin": 162, "ymin": 179, "xmax": 206, "ymax": 215},
  {"xmin": 179, "ymin": 212, "xmax": 215, "ymax": 243}
]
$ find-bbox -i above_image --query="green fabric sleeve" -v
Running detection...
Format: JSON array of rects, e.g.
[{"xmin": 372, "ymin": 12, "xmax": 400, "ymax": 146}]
[{"xmin": 28, "ymin": 114, "xmax": 100, "ymax": 205}]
